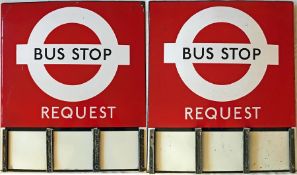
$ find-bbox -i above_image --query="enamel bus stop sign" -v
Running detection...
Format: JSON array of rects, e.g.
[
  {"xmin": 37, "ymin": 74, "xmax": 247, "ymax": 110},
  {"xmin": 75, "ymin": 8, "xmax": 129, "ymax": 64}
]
[
  {"xmin": 1, "ymin": 2, "xmax": 145, "ymax": 127},
  {"xmin": 149, "ymin": 1, "xmax": 295, "ymax": 128}
]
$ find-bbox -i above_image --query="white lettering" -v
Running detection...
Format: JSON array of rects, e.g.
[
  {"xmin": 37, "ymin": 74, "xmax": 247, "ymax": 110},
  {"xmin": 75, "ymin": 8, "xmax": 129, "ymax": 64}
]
[
  {"xmin": 195, "ymin": 107, "xmax": 203, "ymax": 120},
  {"xmin": 253, "ymin": 106, "xmax": 261, "ymax": 119},
  {"xmin": 61, "ymin": 106, "xmax": 73, "ymax": 119},
  {"xmin": 234, "ymin": 107, "xmax": 242, "ymax": 120},
  {"xmin": 185, "ymin": 107, "xmax": 193, "ymax": 120},
  {"xmin": 90, "ymin": 106, "xmax": 97, "ymax": 119},
  {"xmin": 41, "ymin": 107, "xmax": 50, "ymax": 119},
  {"xmin": 108, "ymin": 106, "xmax": 116, "ymax": 119},
  {"xmin": 184, "ymin": 106, "xmax": 261, "ymax": 120},
  {"xmin": 52, "ymin": 106, "xmax": 59, "ymax": 119},
  {"xmin": 41, "ymin": 106, "xmax": 117, "ymax": 120},
  {"xmin": 205, "ymin": 107, "xmax": 217, "ymax": 120}
]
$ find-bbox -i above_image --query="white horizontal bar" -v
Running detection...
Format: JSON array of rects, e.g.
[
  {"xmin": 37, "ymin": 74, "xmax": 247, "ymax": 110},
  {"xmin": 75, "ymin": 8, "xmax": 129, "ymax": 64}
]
[
  {"xmin": 17, "ymin": 44, "xmax": 130, "ymax": 65},
  {"xmin": 164, "ymin": 43, "xmax": 278, "ymax": 65}
]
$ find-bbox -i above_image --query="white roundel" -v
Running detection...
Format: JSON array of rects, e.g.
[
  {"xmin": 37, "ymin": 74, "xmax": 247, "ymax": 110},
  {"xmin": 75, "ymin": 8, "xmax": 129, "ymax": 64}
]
[
  {"xmin": 164, "ymin": 7, "xmax": 279, "ymax": 102},
  {"xmin": 17, "ymin": 7, "xmax": 130, "ymax": 102}
]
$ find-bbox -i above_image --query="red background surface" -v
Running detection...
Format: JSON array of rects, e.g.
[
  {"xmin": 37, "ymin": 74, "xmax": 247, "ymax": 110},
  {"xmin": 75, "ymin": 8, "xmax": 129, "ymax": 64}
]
[
  {"xmin": 1, "ymin": 2, "xmax": 146, "ymax": 128},
  {"xmin": 149, "ymin": 1, "xmax": 295, "ymax": 128}
]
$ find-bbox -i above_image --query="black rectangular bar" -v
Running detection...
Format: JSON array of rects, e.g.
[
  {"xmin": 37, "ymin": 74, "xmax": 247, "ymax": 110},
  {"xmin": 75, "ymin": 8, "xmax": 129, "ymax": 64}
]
[
  {"xmin": 250, "ymin": 128, "xmax": 289, "ymax": 132},
  {"xmin": 96, "ymin": 168, "xmax": 139, "ymax": 171},
  {"xmin": 92, "ymin": 128, "xmax": 100, "ymax": 172},
  {"xmin": 148, "ymin": 129, "xmax": 155, "ymax": 174},
  {"xmin": 155, "ymin": 128, "xmax": 194, "ymax": 132},
  {"xmin": 243, "ymin": 128, "xmax": 250, "ymax": 173},
  {"xmin": 46, "ymin": 128, "xmax": 53, "ymax": 172},
  {"xmin": 2, "ymin": 129, "xmax": 8, "ymax": 172},
  {"xmin": 99, "ymin": 128, "xmax": 138, "ymax": 131},
  {"xmin": 195, "ymin": 128, "xmax": 202, "ymax": 174},
  {"xmin": 139, "ymin": 128, "xmax": 145, "ymax": 171},
  {"xmin": 156, "ymin": 170, "xmax": 196, "ymax": 173},
  {"xmin": 289, "ymin": 128, "xmax": 295, "ymax": 173}
]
